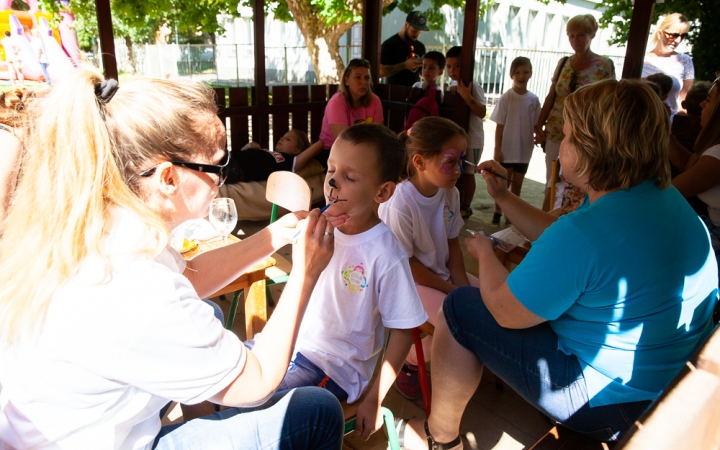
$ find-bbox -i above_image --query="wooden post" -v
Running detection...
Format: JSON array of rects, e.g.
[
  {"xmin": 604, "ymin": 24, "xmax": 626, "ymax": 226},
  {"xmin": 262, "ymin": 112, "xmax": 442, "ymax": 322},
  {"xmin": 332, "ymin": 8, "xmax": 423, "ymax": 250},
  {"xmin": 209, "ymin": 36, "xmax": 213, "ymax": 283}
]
[
  {"xmin": 458, "ymin": 0, "xmax": 480, "ymax": 129},
  {"xmin": 622, "ymin": 0, "xmax": 655, "ymax": 79},
  {"xmin": 362, "ymin": 0, "xmax": 382, "ymax": 86},
  {"xmin": 252, "ymin": 0, "xmax": 268, "ymax": 145},
  {"xmin": 94, "ymin": 0, "xmax": 118, "ymax": 80}
]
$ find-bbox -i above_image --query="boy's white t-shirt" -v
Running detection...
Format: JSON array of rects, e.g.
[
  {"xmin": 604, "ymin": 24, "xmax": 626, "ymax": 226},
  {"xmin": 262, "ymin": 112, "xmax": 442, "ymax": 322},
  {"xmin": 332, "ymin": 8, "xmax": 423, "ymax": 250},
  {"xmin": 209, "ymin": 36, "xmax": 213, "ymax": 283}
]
[
  {"xmin": 295, "ymin": 222, "xmax": 427, "ymax": 403},
  {"xmin": 0, "ymin": 209, "xmax": 245, "ymax": 450},
  {"xmin": 449, "ymin": 80, "xmax": 486, "ymax": 149},
  {"xmin": 698, "ymin": 144, "xmax": 720, "ymax": 227},
  {"xmin": 378, "ymin": 181, "xmax": 464, "ymax": 281},
  {"xmin": 490, "ymin": 89, "xmax": 541, "ymax": 164}
]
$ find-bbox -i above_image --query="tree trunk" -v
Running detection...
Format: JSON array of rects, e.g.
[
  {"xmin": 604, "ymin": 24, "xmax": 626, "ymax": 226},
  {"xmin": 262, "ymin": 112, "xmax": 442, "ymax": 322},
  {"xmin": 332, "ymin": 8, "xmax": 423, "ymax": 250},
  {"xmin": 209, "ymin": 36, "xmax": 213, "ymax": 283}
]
[
  {"xmin": 123, "ymin": 35, "xmax": 136, "ymax": 75},
  {"xmin": 285, "ymin": 0, "xmax": 359, "ymax": 84}
]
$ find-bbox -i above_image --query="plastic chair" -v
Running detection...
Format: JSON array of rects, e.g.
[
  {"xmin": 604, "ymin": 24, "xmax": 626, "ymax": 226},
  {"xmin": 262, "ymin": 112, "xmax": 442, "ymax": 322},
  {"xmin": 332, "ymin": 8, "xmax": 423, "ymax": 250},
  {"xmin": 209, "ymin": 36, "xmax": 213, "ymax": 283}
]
[{"xmin": 225, "ymin": 171, "xmax": 312, "ymax": 330}]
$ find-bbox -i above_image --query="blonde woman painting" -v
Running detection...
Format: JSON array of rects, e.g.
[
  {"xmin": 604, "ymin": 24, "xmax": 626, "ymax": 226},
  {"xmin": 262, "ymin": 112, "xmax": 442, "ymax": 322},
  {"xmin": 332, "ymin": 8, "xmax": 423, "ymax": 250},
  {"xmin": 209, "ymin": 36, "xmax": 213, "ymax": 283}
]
[{"xmin": 0, "ymin": 69, "xmax": 345, "ymax": 449}]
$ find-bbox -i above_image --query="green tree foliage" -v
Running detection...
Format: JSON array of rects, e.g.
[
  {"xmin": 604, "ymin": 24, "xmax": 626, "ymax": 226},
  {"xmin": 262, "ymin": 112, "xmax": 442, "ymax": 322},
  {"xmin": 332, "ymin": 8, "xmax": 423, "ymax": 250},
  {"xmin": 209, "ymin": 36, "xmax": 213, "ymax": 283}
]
[
  {"xmin": 257, "ymin": 0, "xmax": 486, "ymax": 83},
  {"xmin": 596, "ymin": 0, "xmax": 717, "ymax": 81}
]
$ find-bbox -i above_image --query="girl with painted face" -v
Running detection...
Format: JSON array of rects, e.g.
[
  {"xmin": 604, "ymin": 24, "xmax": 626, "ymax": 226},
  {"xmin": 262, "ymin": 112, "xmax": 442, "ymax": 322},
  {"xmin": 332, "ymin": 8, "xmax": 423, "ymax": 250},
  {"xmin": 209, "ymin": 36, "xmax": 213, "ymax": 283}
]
[{"xmin": 378, "ymin": 116, "xmax": 479, "ymax": 400}]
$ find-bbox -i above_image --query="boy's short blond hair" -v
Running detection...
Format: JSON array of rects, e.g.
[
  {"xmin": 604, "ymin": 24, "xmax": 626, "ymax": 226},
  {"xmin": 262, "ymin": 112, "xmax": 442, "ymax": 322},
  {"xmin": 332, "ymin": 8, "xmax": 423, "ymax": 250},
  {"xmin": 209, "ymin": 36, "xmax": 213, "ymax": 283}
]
[
  {"xmin": 562, "ymin": 79, "xmax": 670, "ymax": 192},
  {"xmin": 566, "ymin": 14, "xmax": 598, "ymax": 37}
]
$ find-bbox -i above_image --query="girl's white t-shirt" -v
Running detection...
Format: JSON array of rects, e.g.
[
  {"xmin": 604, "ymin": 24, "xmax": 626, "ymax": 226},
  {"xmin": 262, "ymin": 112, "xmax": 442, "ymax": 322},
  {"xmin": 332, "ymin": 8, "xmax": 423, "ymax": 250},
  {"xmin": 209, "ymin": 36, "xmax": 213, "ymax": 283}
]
[
  {"xmin": 0, "ymin": 209, "xmax": 245, "ymax": 450},
  {"xmin": 378, "ymin": 181, "xmax": 464, "ymax": 281},
  {"xmin": 490, "ymin": 88, "xmax": 541, "ymax": 163},
  {"xmin": 698, "ymin": 144, "xmax": 720, "ymax": 227}
]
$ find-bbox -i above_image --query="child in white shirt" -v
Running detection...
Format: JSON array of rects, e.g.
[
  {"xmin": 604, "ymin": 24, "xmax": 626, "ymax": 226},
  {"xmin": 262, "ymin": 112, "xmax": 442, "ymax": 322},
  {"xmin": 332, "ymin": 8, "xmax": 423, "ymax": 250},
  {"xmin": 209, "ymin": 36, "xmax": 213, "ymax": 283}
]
[
  {"xmin": 446, "ymin": 45, "xmax": 487, "ymax": 219},
  {"xmin": 278, "ymin": 123, "xmax": 427, "ymax": 439},
  {"xmin": 489, "ymin": 56, "xmax": 541, "ymax": 225},
  {"xmin": 378, "ymin": 116, "xmax": 479, "ymax": 400}
]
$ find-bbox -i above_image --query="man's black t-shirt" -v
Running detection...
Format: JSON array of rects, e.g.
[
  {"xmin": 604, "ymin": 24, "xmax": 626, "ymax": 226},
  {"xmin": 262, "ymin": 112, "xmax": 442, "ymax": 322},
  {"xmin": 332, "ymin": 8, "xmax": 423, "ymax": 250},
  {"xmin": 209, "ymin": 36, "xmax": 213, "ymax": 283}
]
[
  {"xmin": 380, "ymin": 33, "xmax": 425, "ymax": 87},
  {"xmin": 226, "ymin": 149, "xmax": 295, "ymax": 184}
]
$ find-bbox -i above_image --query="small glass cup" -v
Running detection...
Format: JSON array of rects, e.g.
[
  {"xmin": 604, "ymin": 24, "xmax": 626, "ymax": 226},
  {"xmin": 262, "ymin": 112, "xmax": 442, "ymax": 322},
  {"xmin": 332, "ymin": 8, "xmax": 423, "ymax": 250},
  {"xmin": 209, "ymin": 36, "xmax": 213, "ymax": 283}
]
[{"xmin": 209, "ymin": 198, "xmax": 237, "ymax": 244}]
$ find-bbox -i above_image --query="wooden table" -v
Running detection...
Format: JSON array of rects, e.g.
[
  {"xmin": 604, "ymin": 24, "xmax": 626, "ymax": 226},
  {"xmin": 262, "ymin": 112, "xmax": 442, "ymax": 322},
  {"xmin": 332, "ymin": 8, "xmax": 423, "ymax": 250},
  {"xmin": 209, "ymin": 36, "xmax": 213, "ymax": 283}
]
[{"xmin": 182, "ymin": 235, "xmax": 276, "ymax": 339}]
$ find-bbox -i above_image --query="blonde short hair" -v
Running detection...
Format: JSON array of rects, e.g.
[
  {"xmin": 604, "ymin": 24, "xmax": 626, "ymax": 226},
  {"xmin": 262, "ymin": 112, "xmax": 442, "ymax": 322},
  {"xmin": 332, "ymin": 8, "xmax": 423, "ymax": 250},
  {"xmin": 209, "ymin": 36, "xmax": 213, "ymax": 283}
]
[
  {"xmin": 562, "ymin": 79, "xmax": 671, "ymax": 192},
  {"xmin": 652, "ymin": 13, "xmax": 691, "ymax": 45},
  {"xmin": 566, "ymin": 14, "xmax": 598, "ymax": 37}
]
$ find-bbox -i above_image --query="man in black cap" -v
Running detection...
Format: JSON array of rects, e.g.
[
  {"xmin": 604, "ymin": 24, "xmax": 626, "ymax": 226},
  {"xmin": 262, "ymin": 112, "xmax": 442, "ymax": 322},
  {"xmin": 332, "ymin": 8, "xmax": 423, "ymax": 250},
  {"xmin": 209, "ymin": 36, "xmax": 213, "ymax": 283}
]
[{"xmin": 379, "ymin": 11, "xmax": 428, "ymax": 87}]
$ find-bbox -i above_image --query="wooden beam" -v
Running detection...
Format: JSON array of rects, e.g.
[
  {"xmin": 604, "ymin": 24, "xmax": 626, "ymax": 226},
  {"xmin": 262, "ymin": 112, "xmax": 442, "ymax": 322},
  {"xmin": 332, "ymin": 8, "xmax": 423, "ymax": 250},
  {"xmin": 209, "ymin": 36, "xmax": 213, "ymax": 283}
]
[
  {"xmin": 622, "ymin": 0, "xmax": 655, "ymax": 79},
  {"xmin": 253, "ymin": 0, "xmax": 268, "ymax": 104},
  {"xmin": 458, "ymin": 0, "xmax": 480, "ymax": 129},
  {"xmin": 94, "ymin": 0, "xmax": 117, "ymax": 80},
  {"xmin": 362, "ymin": 0, "xmax": 382, "ymax": 87}
]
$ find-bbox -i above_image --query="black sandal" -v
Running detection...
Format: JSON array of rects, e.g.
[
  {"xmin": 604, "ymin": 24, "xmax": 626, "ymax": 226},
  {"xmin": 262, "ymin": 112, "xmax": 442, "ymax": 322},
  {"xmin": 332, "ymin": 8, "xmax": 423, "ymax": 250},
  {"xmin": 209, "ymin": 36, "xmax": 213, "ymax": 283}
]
[{"xmin": 394, "ymin": 417, "xmax": 462, "ymax": 450}]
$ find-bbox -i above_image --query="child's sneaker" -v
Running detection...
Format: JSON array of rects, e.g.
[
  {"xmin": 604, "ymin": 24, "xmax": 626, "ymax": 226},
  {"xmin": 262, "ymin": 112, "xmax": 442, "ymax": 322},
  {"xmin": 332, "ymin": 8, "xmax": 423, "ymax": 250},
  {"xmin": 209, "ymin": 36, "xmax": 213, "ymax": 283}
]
[
  {"xmin": 492, "ymin": 212, "xmax": 502, "ymax": 225},
  {"xmin": 394, "ymin": 363, "xmax": 421, "ymax": 400}
]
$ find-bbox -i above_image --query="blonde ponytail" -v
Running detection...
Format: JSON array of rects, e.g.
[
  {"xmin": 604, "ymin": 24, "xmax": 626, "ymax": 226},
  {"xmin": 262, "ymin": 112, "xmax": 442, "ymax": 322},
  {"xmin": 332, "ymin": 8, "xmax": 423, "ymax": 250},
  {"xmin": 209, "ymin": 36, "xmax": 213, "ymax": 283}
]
[{"xmin": 0, "ymin": 68, "xmax": 219, "ymax": 345}]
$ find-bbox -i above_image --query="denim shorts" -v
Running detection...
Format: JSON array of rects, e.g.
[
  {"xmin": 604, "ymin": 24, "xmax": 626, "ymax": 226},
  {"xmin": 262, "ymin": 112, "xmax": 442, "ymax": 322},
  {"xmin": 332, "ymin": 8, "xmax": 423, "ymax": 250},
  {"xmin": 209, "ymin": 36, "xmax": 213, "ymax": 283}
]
[
  {"xmin": 443, "ymin": 287, "xmax": 651, "ymax": 442},
  {"xmin": 277, "ymin": 352, "xmax": 349, "ymax": 402}
]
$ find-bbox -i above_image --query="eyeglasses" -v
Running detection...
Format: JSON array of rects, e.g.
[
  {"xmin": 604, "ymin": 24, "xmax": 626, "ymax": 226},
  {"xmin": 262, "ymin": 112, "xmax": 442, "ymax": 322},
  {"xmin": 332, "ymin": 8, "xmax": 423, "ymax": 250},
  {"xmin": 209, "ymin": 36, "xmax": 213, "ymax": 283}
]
[
  {"xmin": 139, "ymin": 150, "xmax": 231, "ymax": 187},
  {"xmin": 663, "ymin": 31, "xmax": 688, "ymax": 42},
  {"xmin": 569, "ymin": 71, "xmax": 578, "ymax": 93}
]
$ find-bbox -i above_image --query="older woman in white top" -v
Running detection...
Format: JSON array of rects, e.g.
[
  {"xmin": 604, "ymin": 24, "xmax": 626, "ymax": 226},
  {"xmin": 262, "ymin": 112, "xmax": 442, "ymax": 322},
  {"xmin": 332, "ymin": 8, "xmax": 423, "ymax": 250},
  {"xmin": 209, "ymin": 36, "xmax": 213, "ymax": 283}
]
[
  {"xmin": 0, "ymin": 69, "xmax": 344, "ymax": 450},
  {"xmin": 642, "ymin": 13, "xmax": 695, "ymax": 117}
]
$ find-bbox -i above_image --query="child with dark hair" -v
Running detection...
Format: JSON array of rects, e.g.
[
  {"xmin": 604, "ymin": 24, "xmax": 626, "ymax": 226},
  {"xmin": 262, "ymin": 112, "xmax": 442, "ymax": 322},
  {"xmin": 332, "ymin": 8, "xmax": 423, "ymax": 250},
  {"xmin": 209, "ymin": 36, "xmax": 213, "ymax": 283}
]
[
  {"xmin": 379, "ymin": 116, "xmax": 477, "ymax": 399},
  {"xmin": 412, "ymin": 51, "xmax": 445, "ymax": 93},
  {"xmin": 646, "ymin": 72, "xmax": 673, "ymax": 102},
  {"xmin": 445, "ymin": 45, "xmax": 487, "ymax": 218},
  {"xmin": 278, "ymin": 123, "xmax": 426, "ymax": 440},
  {"xmin": 673, "ymin": 81, "xmax": 712, "ymax": 151},
  {"xmin": 225, "ymin": 129, "xmax": 323, "ymax": 183},
  {"xmin": 489, "ymin": 56, "xmax": 540, "ymax": 225}
]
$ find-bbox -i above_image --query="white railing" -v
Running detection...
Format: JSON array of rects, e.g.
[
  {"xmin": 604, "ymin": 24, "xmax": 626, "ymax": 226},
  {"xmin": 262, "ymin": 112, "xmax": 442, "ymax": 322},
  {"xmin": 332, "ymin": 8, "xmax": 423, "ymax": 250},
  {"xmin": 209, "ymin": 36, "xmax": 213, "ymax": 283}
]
[{"xmin": 123, "ymin": 42, "xmax": 625, "ymax": 100}]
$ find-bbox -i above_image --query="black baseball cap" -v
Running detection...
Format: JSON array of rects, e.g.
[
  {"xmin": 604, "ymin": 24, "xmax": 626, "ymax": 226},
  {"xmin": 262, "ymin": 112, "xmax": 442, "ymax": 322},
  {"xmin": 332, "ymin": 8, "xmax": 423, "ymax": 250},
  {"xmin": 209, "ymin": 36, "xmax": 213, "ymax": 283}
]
[{"xmin": 406, "ymin": 11, "xmax": 429, "ymax": 31}]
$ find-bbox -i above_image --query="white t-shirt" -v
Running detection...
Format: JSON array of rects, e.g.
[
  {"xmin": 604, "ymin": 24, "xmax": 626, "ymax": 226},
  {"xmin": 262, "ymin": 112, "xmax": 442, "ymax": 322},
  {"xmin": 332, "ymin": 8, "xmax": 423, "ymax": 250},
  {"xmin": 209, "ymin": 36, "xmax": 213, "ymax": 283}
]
[
  {"xmin": 698, "ymin": 144, "xmax": 720, "ymax": 227},
  {"xmin": 449, "ymin": 80, "xmax": 486, "ymax": 149},
  {"xmin": 0, "ymin": 209, "xmax": 245, "ymax": 450},
  {"xmin": 642, "ymin": 52, "xmax": 695, "ymax": 117},
  {"xmin": 295, "ymin": 222, "xmax": 427, "ymax": 403},
  {"xmin": 490, "ymin": 88, "xmax": 540, "ymax": 163},
  {"xmin": 378, "ymin": 181, "xmax": 464, "ymax": 281}
]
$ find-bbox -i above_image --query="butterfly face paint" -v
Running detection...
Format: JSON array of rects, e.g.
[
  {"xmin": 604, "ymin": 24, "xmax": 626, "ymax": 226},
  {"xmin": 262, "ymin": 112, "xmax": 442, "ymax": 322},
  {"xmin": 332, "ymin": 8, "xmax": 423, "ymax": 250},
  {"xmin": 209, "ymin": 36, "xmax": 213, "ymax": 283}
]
[{"xmin": 438, "ymin": 147, "xmax": 464, "ymax": 175}]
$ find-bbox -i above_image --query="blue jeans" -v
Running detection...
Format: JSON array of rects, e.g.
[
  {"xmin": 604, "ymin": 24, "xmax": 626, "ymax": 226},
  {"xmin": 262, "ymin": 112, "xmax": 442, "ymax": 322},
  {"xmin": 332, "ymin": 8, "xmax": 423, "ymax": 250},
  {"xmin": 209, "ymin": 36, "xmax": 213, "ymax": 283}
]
[
  {"xmin": 443, "ymin": 287, "xmax": 651, "ymax": 442},
  {"xmin": 154, "ymin": 387, "xmax": 344, "ymax": 449},
  {"xmin": 277, "ymin": 352, "xmax": 349, "ymax": 402}
]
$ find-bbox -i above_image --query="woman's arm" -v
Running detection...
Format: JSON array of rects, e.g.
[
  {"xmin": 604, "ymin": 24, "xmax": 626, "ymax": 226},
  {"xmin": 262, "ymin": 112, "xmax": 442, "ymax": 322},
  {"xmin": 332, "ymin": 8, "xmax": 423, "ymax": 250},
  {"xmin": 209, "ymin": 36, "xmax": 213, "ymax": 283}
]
[
  {"xmin": 494, "ymin": 123, "xmax": 505, "ymax": 162},
  {"xmin": 677, "ymin": 79, "xmax": 694, "ymax": 115},
  {"xmin": 354, "ymin": 328, "xmax": 413, "ymax": 440},
  {"xmin": 210, "ymin": 210, "xmax": 334, "ymax": 406},
  {"xmin": 409, "ymin": 258, "xmax": 456, "ymax": 294},
  {"xmin": 534, "ymin": 68, "xmax": 561, "ymax": 143},
  {"xmin": 673, "ymin": 155, "xmax": 720, "ymax": 198},
  {"xmin": 329, "ymin": 124, "xmax": 349, "ymax": 140},
  {"xmin": 668, "ymin": 135, "xmax": 699, "ymax": 172},
  {"xmin": 447, "ymin": 237, "xmax": 469, "ymax": 287},
  {"xmin": 465, "ymin": 234, "xmax": 545, "ymax": 329},
  {"xmin": 477, "ymin": 160, "xmax": 557, "ymax": 241},
  {"xmin": 0, "ymin": 129, "xmax": 22, "ymax": 221},
  {"xmin": 184, "ymin": 211, "xmax": 305, "ymax": 299},
  {"xmin": 294, "ymin": 141, "xmax": 325, "ymax": 172}
]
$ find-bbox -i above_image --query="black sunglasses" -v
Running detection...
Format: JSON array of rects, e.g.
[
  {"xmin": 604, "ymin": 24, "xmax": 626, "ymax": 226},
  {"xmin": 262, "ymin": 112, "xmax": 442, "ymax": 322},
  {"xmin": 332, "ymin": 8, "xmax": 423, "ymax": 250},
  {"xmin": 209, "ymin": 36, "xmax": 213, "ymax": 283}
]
[
  {"xmin": 663, "ymin": 31, "xmax": 688, "ymax": 42},
  {"xmin": 139, "ymin": 150, "xmax": 231, "ymax": 187}
]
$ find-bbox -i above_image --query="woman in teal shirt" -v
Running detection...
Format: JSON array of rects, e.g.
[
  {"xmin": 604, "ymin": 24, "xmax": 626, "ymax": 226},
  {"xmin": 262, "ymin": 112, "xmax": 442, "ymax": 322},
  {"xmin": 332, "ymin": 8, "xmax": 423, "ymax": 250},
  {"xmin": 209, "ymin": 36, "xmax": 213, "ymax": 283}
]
[{"xmin": 395, "ymin": 79, "xmax": 718, "ymax": 449}]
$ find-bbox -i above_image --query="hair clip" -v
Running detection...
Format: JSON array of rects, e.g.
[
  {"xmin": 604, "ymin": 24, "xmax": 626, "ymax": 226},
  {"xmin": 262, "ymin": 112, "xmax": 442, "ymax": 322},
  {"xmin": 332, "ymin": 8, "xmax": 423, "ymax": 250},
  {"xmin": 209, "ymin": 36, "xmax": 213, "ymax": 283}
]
[{"xmin": 95, "ymin": 79, "xmax": 119, "ymax": 104}]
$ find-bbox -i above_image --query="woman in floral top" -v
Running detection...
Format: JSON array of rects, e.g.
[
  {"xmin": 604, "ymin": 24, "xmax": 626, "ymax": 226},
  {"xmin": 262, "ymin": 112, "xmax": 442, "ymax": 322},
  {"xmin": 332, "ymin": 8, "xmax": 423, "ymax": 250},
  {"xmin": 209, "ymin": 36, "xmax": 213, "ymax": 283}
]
[{"xmin": 535, "ymin": 14, "xmax": 615, "ymax": 212}]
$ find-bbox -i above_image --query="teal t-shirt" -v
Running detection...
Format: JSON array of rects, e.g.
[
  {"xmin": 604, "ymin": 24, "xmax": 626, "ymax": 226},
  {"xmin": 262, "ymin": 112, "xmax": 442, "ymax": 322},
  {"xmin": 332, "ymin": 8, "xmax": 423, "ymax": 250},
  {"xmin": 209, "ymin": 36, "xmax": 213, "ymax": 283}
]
[{"xmin": 508, "ymin": 180, "xmax": 718, "ymax": 407}]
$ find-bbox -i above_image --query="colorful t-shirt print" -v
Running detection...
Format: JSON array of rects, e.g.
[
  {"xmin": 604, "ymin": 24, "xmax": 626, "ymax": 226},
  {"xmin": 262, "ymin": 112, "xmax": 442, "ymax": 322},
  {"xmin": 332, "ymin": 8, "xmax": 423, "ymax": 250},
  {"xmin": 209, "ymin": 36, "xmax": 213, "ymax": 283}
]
[{"xmin": 341, "ymin": 262, "xmax": 369, "ymax": 294}]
